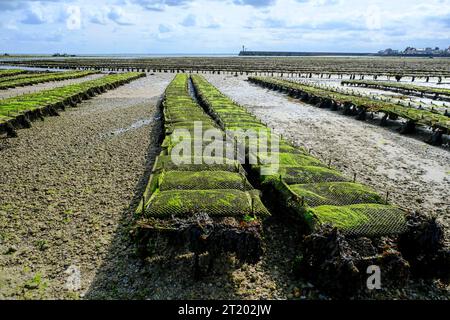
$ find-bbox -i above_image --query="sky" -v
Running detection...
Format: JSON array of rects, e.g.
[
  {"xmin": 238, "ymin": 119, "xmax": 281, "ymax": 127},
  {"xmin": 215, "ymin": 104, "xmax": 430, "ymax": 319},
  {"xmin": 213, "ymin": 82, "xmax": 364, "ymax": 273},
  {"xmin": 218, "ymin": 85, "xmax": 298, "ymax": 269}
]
[{"xmin": 0, "ymin": 0, "xmax": 449, "ymax": 54}]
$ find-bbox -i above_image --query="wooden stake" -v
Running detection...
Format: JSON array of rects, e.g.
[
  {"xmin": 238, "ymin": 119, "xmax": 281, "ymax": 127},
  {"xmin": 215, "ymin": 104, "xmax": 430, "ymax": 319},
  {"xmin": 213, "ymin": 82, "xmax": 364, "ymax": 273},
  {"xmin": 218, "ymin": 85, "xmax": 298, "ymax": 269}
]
[{"xmin": 251, "ymin": 197, "xmax": 254, "ymax": 215}]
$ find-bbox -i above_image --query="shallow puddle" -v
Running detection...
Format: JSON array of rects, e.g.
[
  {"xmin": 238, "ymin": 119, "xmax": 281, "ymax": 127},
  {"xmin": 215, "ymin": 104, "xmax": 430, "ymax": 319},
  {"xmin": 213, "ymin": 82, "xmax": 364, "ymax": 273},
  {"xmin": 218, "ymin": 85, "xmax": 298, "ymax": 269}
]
[
  {"xmin": 107, "ymin": 117, "xmax": 157, "ymax": 136},
  {"xmin": 422, "ymin": 166, "xmax": 449, "ymax": 183}
]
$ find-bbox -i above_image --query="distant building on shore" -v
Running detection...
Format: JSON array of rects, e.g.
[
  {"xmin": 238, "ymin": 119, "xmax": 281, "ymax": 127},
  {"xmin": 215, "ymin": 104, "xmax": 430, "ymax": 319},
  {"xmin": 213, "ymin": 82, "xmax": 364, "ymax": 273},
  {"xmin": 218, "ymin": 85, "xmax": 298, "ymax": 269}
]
[
  {"xmin": 239, "ymin": 46, "xmax": 450, "ymax": 57},
  {"xmin": 378, "ymin": 46, "xmax": 450, "ymax": 56}
]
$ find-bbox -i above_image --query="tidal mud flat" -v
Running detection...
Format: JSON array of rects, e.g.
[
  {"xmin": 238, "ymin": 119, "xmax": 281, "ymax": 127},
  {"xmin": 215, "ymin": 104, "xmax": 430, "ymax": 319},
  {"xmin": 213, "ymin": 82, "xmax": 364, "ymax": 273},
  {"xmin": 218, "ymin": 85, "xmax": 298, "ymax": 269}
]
[
  {"xmin": 0, "ymin": 72, "xmax": 301, "ymax": 300},
  {"xmin": 0, "ymin": 71, "xmax": 448, "ymax": 300},
  {"xmin": 0, "ymin": 73, "xmax": 171, "ymax": 299}
]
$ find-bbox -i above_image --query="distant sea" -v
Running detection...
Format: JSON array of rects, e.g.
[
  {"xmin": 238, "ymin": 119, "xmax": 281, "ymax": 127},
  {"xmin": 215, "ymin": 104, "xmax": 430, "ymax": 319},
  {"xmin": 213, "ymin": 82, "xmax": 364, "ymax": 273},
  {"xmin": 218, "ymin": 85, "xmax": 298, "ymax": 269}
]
[
  {"xmin": 0, "ymin": 54, "xmax": 238, "ymax": 61},
  {"xmin": 86, "ymin": 54, "xmax": 237, "ymax": 58}
]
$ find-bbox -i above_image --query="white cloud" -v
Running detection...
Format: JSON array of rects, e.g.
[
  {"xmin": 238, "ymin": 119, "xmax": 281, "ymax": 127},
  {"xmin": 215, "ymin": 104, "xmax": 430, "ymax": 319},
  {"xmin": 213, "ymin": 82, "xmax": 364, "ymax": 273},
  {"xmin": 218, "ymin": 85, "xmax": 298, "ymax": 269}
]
[
  {"xmin": 21, "ymin": 5, "xmax": 47, "ymax": 24},
  {"xmin": 0, "ymin": 0, "xmax": 449, "ymax": 54},
  {"xmin": 107, "ymin": 6, "xmax": 135, "ymax": 25}
]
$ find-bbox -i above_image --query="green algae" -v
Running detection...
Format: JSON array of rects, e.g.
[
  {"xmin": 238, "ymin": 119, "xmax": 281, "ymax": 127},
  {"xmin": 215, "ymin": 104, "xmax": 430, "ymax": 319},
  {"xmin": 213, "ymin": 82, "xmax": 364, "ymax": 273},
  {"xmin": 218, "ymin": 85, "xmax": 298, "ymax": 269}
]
[
  {"xmin": 290, "ymin": 182, "xmax": 383, "ymax": 207},
  {"xmin": 146, "ymin": 189, "xmax": 270, "ymax": 218},
  {"xmin": 159, "ymin": 170, "xmax": 253, "ymax": 191},
  {"xmin": 307, "ymin": 204, "xmax": 407, "ymax": 236}
]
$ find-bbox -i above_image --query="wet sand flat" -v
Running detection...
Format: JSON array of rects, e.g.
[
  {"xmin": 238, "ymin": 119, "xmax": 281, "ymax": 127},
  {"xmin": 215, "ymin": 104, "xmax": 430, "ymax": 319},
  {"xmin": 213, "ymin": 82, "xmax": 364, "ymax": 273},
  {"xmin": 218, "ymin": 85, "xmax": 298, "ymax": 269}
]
[
  {"xmin": 0, "ymin": 73, "xmax": 172, "ymax": 299},
  {"xmin": 0, "ymin": 72, "xmax": 448, "ymax": 300}
]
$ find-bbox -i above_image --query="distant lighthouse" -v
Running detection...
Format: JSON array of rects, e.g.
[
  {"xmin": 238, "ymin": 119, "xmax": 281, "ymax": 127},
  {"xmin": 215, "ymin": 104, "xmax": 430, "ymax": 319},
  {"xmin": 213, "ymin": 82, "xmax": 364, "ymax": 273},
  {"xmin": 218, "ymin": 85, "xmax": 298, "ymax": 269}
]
[{"xmin": 239, "ymin": 45, "xmax": 247, "ymax": 56}]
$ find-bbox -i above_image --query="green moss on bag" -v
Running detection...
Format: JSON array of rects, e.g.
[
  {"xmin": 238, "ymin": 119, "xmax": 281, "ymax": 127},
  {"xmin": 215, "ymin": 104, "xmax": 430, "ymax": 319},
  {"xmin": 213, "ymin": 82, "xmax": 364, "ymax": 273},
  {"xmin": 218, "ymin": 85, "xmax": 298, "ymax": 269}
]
[
  {"xmin": 165, "ymin": 122, "xmax": 218, "ymax": 133},
  {"xmin": 257, "ymin": 165, "xmax": 348, "ymax": 185},
  {"xmin": 276, "ymin": 142, "xmax": 307, "ymax": 154},
  {"xmin": 306, "ymin": 204, "xmax": 407, "ymax": 236},
  {"xmin": 159, "ymin": 170, "xmax": 254, "ymax": 191},
  {"xmin": 225, "ymin": 123, "xmax": 268, "ymax": 130},
  {"xmin": 258, "ymin": 152, "xmax": 326, "ymax": 167},
  {"xmin": 289, "ymin": 182, "xmax": 383, "ymax": 207},
  {"xmin": 145, "ymin": 189, "xmax": 270, "ymax": 218},
  {"xmin": 164, "ymin": 143, "xmax": 231, "ymax": 159},
  {"xmin": 153, "ymin": 155, "xmax": 242, "ymax": 172}
]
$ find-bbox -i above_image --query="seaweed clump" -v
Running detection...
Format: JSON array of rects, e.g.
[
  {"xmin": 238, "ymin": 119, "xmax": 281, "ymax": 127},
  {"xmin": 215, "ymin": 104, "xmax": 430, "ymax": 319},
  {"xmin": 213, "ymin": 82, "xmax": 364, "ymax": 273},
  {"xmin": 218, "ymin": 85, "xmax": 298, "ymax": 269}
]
[
  {"xmin": 399, "ymin": 212, "xmax": 450, "ymax": 280},
  {"xmin": 133, "ymin": 213, "xmax": 264, "ymax": 278},
  {"xmin": 294, "ymin": 225, "xmax": 410, "ymax": 297}
]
